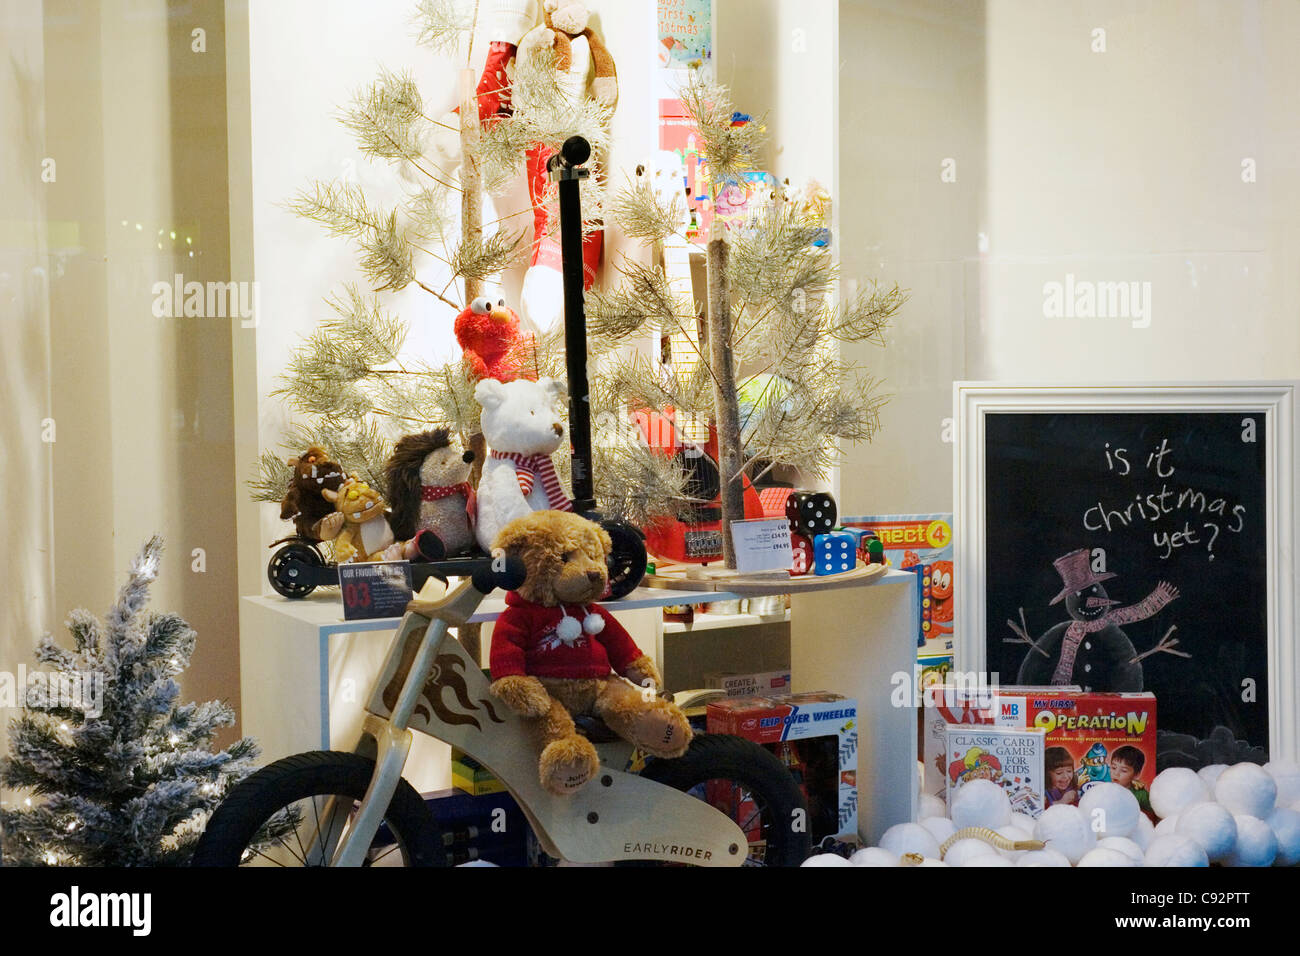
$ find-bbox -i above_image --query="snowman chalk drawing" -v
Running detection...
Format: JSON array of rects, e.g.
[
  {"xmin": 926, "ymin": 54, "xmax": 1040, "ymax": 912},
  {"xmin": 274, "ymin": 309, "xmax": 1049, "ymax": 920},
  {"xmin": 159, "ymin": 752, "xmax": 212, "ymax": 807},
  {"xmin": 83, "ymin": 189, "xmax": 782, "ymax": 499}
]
[{"xmin": 1006, "ymin": 548, "xmax": 1189, "ymax": 692}]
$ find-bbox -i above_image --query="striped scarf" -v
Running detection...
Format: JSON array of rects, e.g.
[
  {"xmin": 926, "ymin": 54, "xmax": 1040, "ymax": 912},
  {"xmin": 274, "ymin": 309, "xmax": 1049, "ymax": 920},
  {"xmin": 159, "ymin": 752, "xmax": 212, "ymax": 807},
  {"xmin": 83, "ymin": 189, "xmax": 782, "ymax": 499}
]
[
  {"xmin": 491, "ymin": 451, "xmax": 572, "ymax": 512},
  {"xmin": 1052, "ymin": 620, "xmax": 1105, "ymax": 684}
]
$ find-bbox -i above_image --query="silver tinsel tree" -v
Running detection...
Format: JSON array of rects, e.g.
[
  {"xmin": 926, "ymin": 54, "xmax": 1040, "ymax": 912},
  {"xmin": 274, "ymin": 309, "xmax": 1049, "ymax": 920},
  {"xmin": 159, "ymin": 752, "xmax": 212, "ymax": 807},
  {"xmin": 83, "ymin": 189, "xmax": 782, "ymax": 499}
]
[
  {"xmin": 589, "ymin": 73, "xmax": 908, "ymax": 567},
  {"xmin": 0, "ymin": 538, "xmax": 260, "ymax": 866},
  {"xmin": 252, "ymin": 1, "xmax": 687, "ymax": 528}
]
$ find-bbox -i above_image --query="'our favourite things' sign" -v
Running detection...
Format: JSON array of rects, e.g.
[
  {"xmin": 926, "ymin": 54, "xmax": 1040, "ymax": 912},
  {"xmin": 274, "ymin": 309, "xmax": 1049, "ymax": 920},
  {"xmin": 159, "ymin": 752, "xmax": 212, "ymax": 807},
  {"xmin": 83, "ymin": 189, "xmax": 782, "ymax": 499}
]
[{"xmin": 956, "ymin": 384, "xmax": 1298, "ymax": 766}]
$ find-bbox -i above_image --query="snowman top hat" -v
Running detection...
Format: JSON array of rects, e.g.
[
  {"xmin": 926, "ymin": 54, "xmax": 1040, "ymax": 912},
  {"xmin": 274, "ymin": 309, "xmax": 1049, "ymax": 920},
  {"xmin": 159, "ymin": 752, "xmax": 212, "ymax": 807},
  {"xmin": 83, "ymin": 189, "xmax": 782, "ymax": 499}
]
[{"xmin": 1049, "ymin": 548, "xmax": 1116, "ymax": 605}]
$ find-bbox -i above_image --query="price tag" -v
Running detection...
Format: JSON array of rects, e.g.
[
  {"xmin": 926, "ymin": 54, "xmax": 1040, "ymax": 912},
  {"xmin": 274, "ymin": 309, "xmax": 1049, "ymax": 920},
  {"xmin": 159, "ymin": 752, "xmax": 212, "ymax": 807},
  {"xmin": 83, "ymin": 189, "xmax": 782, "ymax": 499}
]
[
  {"xmin": 338, "ymin": 561, "xmax": 414, "ymax": 620},
  {"xmin": 729, "ymin": 518, "xmax": 795, "ymax": 573}
]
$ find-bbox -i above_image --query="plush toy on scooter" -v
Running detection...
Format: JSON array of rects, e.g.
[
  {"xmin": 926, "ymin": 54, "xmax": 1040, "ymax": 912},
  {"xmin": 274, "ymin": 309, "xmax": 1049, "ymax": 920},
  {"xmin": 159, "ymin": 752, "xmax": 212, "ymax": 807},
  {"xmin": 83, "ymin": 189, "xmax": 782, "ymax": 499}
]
[
  {"xmin": 473, "ymin": 376, "xmax": 572, "ymax": 553},
  {"xmin": 385, "ymin": 428, "xmax": 477, "ymax": 560},
  {"xmin": 488, "ymin": 510, "xmax": 692, "ymax": 795}
]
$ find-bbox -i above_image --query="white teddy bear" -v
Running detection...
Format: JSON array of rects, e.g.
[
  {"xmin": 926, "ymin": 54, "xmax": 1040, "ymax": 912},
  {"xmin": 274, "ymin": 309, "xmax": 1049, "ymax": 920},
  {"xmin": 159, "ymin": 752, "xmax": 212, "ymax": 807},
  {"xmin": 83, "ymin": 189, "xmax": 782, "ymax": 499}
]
[{"xmin": 474, "ymin": 376, "xmax": 573, "ymax": 552}]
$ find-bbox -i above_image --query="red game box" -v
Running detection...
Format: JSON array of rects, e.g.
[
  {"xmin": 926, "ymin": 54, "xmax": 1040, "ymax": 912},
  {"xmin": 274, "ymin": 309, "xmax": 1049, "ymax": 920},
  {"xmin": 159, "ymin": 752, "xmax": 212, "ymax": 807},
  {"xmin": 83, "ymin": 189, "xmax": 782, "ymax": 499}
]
[
  {"xmin": 992, "ymin": 691, "xmax": 1157, "ymax": 813},
  {"xmin": 707, "ymin": 692, "xmax": 858, "ymax": 843}
]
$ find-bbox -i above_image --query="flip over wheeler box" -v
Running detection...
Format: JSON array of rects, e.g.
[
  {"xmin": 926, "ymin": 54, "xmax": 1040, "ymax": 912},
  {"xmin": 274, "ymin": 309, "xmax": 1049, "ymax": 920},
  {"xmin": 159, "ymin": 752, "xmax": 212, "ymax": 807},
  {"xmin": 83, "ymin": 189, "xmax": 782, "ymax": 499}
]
[{"xmin": 707, "ymin": 692, "xmax": 858, "ymax": 842}]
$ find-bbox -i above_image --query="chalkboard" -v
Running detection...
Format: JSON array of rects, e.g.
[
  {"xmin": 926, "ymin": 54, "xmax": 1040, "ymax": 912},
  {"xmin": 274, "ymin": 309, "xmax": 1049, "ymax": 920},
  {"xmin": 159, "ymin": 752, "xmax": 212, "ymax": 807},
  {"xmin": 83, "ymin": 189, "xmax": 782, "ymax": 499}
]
[{"xmin": 981, "ymin": 411, "xmax": 1270, "ymax": 765}]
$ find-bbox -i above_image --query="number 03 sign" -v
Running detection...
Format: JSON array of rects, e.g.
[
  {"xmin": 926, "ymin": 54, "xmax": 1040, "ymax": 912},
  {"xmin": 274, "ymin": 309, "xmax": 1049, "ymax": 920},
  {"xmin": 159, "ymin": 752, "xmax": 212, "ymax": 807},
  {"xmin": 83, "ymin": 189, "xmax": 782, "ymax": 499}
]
[{"xmin": 954, "ymin": 383, "xmax": 1299, "ymax": 762}]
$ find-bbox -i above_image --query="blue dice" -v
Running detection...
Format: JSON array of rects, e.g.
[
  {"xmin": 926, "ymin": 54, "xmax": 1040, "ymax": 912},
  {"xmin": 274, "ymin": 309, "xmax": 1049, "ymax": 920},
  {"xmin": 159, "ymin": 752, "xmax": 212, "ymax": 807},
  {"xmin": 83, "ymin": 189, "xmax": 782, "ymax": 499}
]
[{"xmin": 813, "ymin": 531, "xmax": 857, "ymax": 576}]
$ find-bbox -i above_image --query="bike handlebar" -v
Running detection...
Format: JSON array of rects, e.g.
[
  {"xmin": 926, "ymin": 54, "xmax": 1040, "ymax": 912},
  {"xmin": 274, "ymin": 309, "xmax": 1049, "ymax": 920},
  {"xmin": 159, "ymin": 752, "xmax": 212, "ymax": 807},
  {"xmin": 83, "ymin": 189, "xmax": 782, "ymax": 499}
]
[{"xmin": 468, "ymin": 554, "xmax": 527, "ymax": 595}]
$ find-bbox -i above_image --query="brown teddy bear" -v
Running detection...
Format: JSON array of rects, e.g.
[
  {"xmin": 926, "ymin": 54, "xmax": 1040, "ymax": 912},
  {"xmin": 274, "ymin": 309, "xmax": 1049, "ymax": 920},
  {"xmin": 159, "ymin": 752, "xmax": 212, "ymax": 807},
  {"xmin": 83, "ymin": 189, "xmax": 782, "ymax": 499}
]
[{"xmin": 488, "ymin": 510, "xmax": 691, "ymax": 795}]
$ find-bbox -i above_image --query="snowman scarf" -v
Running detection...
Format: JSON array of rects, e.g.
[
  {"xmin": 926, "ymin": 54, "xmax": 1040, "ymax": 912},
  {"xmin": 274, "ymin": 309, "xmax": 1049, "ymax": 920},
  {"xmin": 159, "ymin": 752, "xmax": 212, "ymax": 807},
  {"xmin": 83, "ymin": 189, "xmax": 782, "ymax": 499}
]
[{"xmin": 1051, "ymin": 585, "xmax": 1177, "ymax": 684}]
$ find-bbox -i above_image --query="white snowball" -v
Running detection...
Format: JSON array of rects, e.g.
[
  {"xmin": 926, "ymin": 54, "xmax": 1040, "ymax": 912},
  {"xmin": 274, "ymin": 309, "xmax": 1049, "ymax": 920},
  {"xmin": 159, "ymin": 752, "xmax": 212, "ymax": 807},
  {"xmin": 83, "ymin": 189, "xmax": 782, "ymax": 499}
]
[
  {"xmin": 801, "ymin": 852, "xmax": 853, "ymax": 867},
  {"xmin": 1010, "ymin": 811, "xmax": 1039, "ymax": 833},
  {"xmin": 1097, "ymin": 836, "xmax": 1145, "ymax": 865},
  {"xmin": 1078, "ymin": 782, "xmax": 1140, "ymax": 837},
  {"xmin": 1078, "ymin": 847, "xmax": 1137, "ymax": 867},
  {"xmin": 1198, "ymin": 764, "xmax": 1229, "ymax": 789},
  {"xmin": 1130, "ymin": 812, "xmax": 1156, "ymax": 851},
  {"xmin": 878, "ymin": 822, "xmax": 941, "ymax": 859},
  {"xmin": 1149, "ymin": 768, "xmax": 1209, "ymax": 819},
  {"xmin": 1153, "ymin": 813, "xmax": 1181, "ymax": 837},
  {"xmin": 943, "ymin": 837, "xmax": 1001, "ymax": 866},
  {"xmin": 1176, "ymin": 802, "xmax": 1238, "ymax": 863},
  {"xmin": 918, "ymin": 815, "xmax": 956, "ymax": 844},
  {"xmin": 849, "ymin": 846, "xmax": 900, "ymax": 867},
  {"xmin": 1215, "ymin": 763, "xmax": 1277, "ymax": 818},
  {"xmin": 1016, "ymin": 848, "xmax": 1072, "ymax": 867},
  {"xmin": 1225, "ymin": 814, "xmax": 1277, "ymax": 867},
  {"xmin": 950, "ymin": 779, "xmax": 1012, "ymax": 830},
  {"xmin": 1265, "ymin": 808, "xmax": 1300, "ymax": 867},
  {"xmin": 1144, "ymin": 834, "xmax": 1209, "ymax": 867},
  {"xmin": 1033, "ymin": 804, "xmax": 1097, "ymax": 864},
  {"xmin": 1265, "ymin": 761, "xmax": 1300, "ymax": 808},
  {"xmin": 917, "ymin": 793, "xmax": 947, "ymax": 821}
]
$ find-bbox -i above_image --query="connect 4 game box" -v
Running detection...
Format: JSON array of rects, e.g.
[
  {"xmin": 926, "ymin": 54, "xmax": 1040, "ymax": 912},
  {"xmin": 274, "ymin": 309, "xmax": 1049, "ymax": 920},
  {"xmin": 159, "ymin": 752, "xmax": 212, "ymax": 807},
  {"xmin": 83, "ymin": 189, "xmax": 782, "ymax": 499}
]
[
  {"xmin": 841, "ymin": 514, "xmax": 954, "ymax": 662},
  {"xmin": 707, "ymin": 692, "xmax": 858, "ymax": 842}
]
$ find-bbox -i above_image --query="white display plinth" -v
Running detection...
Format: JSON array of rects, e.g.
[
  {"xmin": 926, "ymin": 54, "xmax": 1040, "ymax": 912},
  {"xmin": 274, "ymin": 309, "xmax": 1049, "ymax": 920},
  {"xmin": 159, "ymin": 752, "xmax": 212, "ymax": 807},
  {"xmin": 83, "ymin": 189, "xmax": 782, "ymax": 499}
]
[{"xmin": 239, "ymin": 570, "xmax": 919, "ymax": 844}]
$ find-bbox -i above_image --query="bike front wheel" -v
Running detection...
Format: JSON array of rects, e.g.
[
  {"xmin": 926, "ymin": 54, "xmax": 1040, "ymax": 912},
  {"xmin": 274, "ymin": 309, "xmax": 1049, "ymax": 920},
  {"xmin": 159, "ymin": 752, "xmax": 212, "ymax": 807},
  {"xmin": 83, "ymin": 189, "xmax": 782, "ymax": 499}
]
[
  {"xmin": 637, "ymin": 733, "xmax": 812, "ymax": 866},
  {"xmin": 192, "ymin": 751, "xmax": 442, "ymax": 867}
]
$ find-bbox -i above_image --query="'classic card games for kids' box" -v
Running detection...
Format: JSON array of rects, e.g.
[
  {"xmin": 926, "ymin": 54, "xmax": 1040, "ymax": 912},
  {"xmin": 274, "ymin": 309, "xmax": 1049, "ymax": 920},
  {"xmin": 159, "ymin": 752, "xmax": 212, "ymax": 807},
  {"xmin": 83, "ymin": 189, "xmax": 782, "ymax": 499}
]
[
  {"xmin": 841, "ymin": 514, "xmax": 954, "ymax": 661},
  {"xmin": 922, "ymin": 683, "xmax": 1078, "ymax": 801},
  {"xmin": 993, "ymin": 691, "xmax": 1157, "ymax": 812},
  {"xmin": 945, "ymin": 724, "xmax": 1047, "ymax": 818},
  {"xmin": 707, "ymin": 692, "xmax": 858, "ymax": 842}
]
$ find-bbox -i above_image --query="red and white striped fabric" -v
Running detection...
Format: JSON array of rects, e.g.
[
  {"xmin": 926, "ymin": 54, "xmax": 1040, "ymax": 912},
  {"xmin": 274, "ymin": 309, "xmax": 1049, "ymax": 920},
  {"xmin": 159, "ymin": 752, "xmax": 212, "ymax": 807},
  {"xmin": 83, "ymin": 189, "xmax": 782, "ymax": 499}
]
[{"xmin": 490, "ymin": 450, "xmax": 572, "ymax": 512}]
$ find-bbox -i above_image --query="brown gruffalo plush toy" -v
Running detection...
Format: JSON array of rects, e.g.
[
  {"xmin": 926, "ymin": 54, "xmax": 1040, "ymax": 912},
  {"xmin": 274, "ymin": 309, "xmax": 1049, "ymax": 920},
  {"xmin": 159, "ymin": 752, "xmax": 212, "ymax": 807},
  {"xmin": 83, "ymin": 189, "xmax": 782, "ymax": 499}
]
[
  {"xmin": 280, "ymin": 446, "xmax": 346, "ymax": 541},
  {"xmin": 488, "ymin": 510, "xmax": 691, "ymax": 795}
]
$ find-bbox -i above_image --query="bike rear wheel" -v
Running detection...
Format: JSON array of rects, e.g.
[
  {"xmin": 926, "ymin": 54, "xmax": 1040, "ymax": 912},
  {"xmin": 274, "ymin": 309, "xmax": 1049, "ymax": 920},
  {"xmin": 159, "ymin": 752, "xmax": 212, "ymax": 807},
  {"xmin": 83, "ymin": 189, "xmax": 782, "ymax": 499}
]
[
  {"xmin": 637, "ymin": 733, "xmax": 812, "ymax": 866},
  {"xmin": 192, "ymin": 751, "xmax": 442, "ymax": 867}
]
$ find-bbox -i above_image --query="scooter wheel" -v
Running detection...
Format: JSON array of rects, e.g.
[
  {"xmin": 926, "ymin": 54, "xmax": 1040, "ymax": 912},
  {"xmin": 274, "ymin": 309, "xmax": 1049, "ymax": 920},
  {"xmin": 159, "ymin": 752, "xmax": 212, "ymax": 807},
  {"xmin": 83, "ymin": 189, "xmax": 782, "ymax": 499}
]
[
  {"xmin": 268, "ymin": 542, "xmax": 324, "ymax": 599},
  {"xmin": 599, "ymin": 517, "xmax": 647, "ymax": 599}
]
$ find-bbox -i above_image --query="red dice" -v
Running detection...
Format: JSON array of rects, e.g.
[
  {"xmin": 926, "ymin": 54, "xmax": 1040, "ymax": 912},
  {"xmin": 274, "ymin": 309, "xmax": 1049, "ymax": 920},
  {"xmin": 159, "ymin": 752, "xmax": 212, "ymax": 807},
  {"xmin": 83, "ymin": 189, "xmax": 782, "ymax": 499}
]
[{"xmin": 790, "ymin": 532, "xmax": 814, "ymax": 576}]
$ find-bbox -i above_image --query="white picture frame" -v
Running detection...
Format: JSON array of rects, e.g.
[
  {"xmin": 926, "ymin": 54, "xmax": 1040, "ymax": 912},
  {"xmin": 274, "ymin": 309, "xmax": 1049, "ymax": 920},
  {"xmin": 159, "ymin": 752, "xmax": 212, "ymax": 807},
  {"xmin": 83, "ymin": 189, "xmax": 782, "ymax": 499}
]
[{"xmin": 954, "ymin": 382, "xmax": 1299, "ymax": 761}]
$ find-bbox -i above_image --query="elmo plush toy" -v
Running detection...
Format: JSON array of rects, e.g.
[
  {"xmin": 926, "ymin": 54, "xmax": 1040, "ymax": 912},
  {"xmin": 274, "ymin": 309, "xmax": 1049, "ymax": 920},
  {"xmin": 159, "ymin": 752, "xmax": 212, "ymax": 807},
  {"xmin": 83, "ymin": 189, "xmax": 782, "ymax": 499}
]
[{"xmin": 454, "ymin": 295, "xmax": 527, "ymax": 382}]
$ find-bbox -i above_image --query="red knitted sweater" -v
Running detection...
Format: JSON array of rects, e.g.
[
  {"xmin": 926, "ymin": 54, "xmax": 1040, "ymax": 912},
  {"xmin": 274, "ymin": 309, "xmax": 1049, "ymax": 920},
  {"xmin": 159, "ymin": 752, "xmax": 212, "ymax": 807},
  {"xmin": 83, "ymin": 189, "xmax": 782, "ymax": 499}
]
[{"xmin": 489, "ymin": 592, "xmax": 642, "ymax": 680}]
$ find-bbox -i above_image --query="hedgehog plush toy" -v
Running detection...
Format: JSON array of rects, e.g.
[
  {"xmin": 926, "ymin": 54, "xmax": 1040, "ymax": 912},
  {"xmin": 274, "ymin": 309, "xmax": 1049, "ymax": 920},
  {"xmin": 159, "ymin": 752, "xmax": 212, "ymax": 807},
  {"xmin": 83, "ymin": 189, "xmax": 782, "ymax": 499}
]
[{"xmin": 385, "ymin": 428, "xmax": 477, "ymax": 560}]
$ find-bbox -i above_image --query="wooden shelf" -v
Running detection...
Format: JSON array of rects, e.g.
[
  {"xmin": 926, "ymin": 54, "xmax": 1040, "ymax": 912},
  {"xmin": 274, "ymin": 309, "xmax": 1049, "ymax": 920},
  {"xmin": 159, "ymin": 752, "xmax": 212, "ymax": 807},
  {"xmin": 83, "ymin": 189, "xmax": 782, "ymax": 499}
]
[{"xmin": 662, "ymin": 609, "xmax": 791, "ymax": 634}]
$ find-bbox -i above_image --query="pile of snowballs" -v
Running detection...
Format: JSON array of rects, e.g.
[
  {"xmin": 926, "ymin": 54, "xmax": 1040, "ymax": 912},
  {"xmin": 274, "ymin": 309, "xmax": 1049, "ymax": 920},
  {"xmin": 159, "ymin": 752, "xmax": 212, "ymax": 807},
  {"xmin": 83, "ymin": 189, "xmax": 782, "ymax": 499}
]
[{"xmin": 804, "ymin": 761, "xmax": 1300, "ymax": 867}]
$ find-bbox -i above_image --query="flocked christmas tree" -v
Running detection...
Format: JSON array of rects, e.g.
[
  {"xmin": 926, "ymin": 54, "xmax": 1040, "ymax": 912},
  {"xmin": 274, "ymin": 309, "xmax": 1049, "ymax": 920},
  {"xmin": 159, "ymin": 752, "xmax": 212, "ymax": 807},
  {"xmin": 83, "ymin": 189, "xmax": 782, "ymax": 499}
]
[{"xmin": 0, "ymin": 537, "xmax": 261, "ymax": 866}]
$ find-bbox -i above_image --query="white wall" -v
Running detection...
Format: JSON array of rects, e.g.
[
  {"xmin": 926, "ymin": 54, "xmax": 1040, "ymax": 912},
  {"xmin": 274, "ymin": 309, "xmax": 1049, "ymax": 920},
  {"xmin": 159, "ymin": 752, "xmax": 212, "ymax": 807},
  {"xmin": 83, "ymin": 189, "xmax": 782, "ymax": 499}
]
[
  {"xmin": 836, "ymin": 0, "xmax": 1300, "ymax": 515},
  {"xmin": 836, "ymin": 0, "xmax": 985, "ymax": 515},
  {"xmin": 979, "ymin": 0, "xmax": 1300, "ymax": 382}
]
